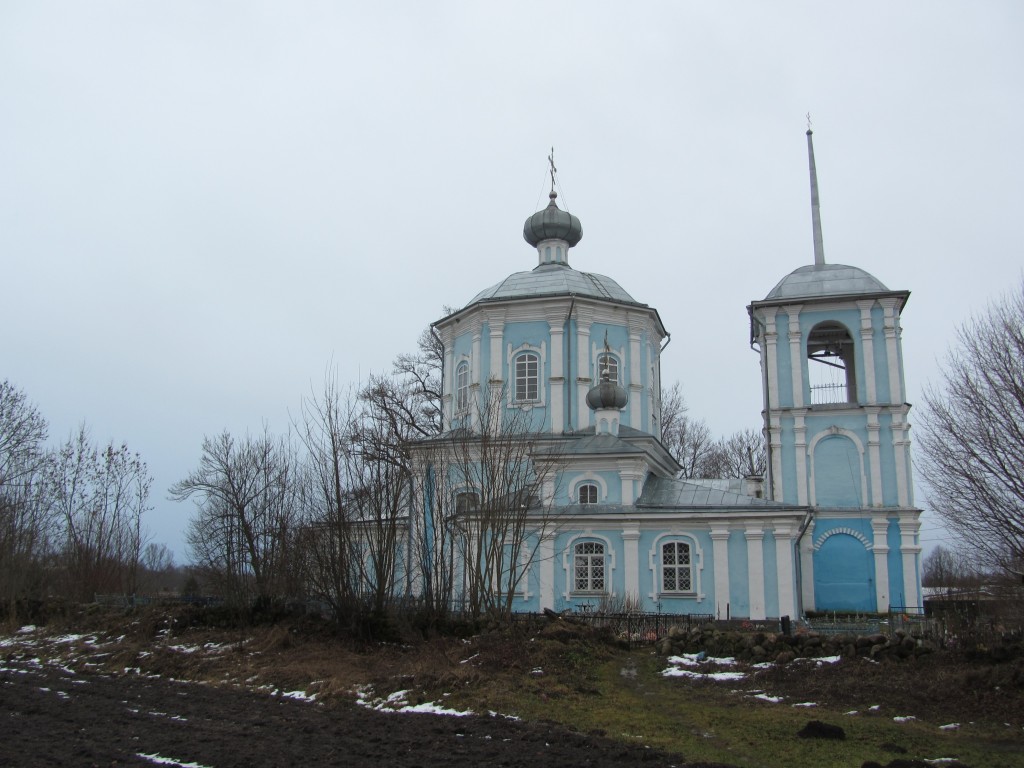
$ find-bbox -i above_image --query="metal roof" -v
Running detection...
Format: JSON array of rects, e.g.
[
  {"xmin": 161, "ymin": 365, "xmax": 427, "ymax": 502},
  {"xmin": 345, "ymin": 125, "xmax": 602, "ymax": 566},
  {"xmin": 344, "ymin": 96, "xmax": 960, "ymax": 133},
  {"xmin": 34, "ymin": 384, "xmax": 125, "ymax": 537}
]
[
  {"xmin": 467, "ymin": 263, "xmax": 640, "ymax": 306},
  {"xmin": 763, "ymin": 263, "xmax": 890, "ymax": 301},
  {"xmin": 638, "ymin": 475, "xmax": 792, "ymax": 508}
]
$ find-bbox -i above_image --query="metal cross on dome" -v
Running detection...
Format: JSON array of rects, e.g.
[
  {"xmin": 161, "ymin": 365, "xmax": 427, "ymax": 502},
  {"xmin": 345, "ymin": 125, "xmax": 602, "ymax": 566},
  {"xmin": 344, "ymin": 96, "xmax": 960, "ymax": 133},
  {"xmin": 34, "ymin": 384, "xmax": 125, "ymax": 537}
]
[{"xmin": 548, "ymin": 147, "xmax": 557, "ymax": 193}]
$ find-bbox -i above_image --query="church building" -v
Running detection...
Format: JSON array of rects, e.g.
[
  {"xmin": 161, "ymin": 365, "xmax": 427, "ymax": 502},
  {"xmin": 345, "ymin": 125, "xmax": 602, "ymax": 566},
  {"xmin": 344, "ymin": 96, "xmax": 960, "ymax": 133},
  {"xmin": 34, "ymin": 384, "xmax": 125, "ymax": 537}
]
[{"xmin": 412, "ymin": 134, "xmax": 922, "ymax": 619}]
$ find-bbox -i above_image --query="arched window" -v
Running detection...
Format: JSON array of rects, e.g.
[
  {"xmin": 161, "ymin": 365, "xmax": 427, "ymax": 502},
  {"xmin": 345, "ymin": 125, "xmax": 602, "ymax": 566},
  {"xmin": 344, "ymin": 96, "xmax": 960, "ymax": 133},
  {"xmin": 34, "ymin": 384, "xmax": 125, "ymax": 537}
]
[
  {"xmin": 573, "ymin": 540, "xmax": 606, "ymax": 592},
  {"xmin": 596, "ymin": 352, "xmax": 619, "ymax": 383},
  {"xmin": 514, "ymin": 352, "xmax": 539, "ymax": 402},
  {"xmin": 455, "ymin": 491, "xmax": 479, "ymax": 515},
  {"xmin": 660, "ymin": 540, "xmax": 693, "ymax": 593},
  {"xmin": 807, "ymin": 321, "xmax": 857, "ymax": 405},
  {"xmin": 455, "ymin": 361, "xmax": 470, "ymax": 411},
  {"xmin": 578, "ymin": 483, "xmax": 598, "ymax": 505}
]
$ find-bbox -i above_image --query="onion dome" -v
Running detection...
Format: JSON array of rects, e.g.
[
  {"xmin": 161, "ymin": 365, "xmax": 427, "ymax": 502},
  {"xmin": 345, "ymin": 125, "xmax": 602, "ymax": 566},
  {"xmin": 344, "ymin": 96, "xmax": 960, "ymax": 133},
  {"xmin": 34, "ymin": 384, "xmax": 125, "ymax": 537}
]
[
  {"xmin": 586, "ymin": 370, "xmax": 628, "ymax": 411},
  {"xmin": 523, "ymin": 191, "xmax": 583, "ymax": 247}
]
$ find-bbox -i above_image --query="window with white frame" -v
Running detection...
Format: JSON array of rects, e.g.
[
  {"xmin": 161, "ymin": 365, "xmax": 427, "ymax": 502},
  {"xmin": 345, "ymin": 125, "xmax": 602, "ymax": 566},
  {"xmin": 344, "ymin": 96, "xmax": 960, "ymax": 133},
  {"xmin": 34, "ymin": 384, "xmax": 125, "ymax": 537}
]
[
  {"xmin": 573, "ymin": 540, "xmax": 606, "ymax": 592},
  {"xmin": 514, "ymin": 351, "xmax": 539, "ymax": 402},
  {"xmin": 596, "ymin": 352, "xmax": 619, "ymax": 383},
  {"xmin": 578, "ymin": 482, "xmax": 598, "ymax": 505},
  {"xmin": 455, "ymin": 491, "xmax": 479, "ymax": 515},
  {"xmin": 660, "ymin": 540, "xmax": 693, "ymax": 593},
  {"xmin": 455, "ymin": 361, "xmax": 470, "ymax": 411}
]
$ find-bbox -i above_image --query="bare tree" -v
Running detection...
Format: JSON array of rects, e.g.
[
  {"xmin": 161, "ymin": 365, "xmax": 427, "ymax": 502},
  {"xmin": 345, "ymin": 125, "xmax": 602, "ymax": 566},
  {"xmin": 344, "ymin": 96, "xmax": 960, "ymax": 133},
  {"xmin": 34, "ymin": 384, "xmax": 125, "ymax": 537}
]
[
  {"xmin": 660, "ymin": 382, "xmax": 717, "ymax": 479},
  {"xmin": 45, "ymin": 425, "xmax": 151, "ymax": 600},
  {"xmin": 297, "ymin": 373, "xmax": 410, "ymax": 622},
  {"xmin": 700, "ymin": 428, "xmax": 768, "ymax": 480},
  {"xmin": 921, "ymin": 545, "xmax": 983, "ymax": 590},
  {"xmin": 418, "ymin": 387, "xmax": 562, "ymax": 621},
  {"xmin": 0, "ymin": 381, "xmax": 53, "ymax": 616},
  {"xmin": 917, "ymin": 281, "xmax": 1024, "ymax": 578},
  {"xmin": 173, "ymin": 430, "xmax": 301, "ymax": 608}
]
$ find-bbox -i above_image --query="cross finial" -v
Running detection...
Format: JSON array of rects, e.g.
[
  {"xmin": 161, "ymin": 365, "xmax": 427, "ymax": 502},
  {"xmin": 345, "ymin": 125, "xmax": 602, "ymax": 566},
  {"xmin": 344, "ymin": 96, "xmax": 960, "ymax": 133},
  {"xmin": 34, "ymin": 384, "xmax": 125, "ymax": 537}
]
[
  {"xmin": 806, "ymin": 112, "xmax": 813, "ymax": 133},
  {"xmin": 548, "ymin": 146, "xmax": 557, "ymax": 194}
]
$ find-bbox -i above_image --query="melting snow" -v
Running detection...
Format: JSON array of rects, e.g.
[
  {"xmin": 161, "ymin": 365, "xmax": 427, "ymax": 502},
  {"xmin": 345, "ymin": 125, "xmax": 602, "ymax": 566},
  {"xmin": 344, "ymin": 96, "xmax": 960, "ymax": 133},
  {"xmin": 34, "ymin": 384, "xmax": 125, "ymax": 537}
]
[
  {"xmin": 138, "ymin": 753, "xmax": 214, "ymax": 768},
  {"xmin": 938, "ymin": 723, "xmax": 960, "ymax": 730},
  {"xmin": 894, "ymin": 715, "xmax": 917, "ymax": 723}
]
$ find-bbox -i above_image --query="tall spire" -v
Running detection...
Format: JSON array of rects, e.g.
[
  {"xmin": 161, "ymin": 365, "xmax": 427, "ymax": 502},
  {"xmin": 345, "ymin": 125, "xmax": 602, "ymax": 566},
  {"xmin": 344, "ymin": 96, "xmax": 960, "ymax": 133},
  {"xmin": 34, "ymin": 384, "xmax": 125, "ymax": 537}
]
[{"xmin": 806, "ymin": 116, "xmax": 826, "ymax": 267}]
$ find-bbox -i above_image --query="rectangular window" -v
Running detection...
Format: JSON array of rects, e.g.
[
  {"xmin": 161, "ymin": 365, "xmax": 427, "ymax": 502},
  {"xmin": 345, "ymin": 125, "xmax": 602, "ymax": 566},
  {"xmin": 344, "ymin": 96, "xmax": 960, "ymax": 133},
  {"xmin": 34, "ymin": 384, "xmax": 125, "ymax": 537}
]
[
  {"xmin": 515, "ymin": 352, "xmax": 539, "ymax": 402},
  {"xmin": 574, "ymin": 541, "xmax": 606, "ymax": 592},
  {"xmin": 661, "ymin": 541, "xmax": 692, "ymax": 593}
]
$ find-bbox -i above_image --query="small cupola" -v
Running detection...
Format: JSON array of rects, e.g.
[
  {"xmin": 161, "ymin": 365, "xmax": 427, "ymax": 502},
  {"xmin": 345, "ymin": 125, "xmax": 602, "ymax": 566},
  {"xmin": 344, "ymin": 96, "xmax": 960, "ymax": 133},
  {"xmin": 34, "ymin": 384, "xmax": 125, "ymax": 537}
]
[{"xmin": 586, "ymin": 359, "xmax": 628, "ymax": 436}]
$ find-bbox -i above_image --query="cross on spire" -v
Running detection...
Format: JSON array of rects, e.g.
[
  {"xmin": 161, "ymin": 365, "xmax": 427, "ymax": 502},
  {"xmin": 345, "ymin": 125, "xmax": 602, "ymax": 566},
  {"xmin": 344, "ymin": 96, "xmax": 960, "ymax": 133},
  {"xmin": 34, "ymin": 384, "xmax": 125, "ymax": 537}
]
[{"xmin": 548, "ymin": 146, "xmax": 557, "ymax": 194}]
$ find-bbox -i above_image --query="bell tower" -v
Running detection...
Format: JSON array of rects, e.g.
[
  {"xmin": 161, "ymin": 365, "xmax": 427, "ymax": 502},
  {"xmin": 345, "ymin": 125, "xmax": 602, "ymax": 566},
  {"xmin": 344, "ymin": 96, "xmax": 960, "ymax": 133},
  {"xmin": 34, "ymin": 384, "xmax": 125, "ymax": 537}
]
[{"xmin": 747, "ymin": 129, "xmax": 922, "ymax": 613}]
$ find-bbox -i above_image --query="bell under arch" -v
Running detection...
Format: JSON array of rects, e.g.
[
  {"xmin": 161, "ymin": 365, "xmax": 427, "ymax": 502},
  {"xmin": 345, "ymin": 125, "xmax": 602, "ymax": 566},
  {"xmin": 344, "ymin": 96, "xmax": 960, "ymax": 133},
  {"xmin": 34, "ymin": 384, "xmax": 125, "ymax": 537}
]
[{"xmin": 807, "ymin": 320, "xmax": 857, "ymax": 405}]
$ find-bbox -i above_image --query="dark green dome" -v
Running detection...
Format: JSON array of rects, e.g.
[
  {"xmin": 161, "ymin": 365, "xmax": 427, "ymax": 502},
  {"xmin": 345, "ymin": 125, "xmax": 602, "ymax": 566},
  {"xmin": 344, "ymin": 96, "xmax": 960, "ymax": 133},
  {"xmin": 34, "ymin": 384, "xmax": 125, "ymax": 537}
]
[
  {"xmin": 523, "ymin": 191, "xmax": 583, "ymax": 247},
  {"xmin": 586, "ymin": 376, "xmax": 628, "ymax": 410}
]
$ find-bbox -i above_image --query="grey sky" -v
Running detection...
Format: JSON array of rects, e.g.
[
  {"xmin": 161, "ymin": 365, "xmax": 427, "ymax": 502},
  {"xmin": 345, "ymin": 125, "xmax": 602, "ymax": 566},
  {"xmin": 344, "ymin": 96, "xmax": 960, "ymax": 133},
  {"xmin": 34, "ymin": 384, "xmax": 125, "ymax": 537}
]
[{"xmin": 3, "ymin": 2, "xmax": 1021, "ymax": 562}]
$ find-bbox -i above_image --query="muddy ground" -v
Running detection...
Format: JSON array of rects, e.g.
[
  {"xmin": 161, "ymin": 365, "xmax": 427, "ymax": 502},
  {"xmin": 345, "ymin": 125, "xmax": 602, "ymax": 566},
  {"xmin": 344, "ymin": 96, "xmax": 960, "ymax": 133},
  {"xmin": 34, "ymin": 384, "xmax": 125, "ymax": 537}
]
[
  {"xmin": 1, "ymin": 655, "xmax": 718, "ymax": 768},
  {"xmin": 2, "ymin": 608, "xmax": 1021, "ymax": 768}
]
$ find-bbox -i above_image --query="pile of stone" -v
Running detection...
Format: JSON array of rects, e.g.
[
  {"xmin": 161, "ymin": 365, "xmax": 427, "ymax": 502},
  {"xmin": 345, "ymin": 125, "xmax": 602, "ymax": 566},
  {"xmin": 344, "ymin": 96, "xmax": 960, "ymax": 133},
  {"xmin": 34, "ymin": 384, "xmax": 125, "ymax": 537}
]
[{"xmin": 656, "ymin": 624, "xmax": 937, "ymax": 664}]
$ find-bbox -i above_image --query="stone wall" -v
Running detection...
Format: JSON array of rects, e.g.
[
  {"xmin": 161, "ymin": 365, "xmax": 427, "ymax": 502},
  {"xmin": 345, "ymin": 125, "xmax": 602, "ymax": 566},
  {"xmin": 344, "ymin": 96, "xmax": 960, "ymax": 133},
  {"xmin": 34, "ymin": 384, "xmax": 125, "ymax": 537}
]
[{"xmin": 656, "ymin": 624, "xmax": 938, "ymax": 663}]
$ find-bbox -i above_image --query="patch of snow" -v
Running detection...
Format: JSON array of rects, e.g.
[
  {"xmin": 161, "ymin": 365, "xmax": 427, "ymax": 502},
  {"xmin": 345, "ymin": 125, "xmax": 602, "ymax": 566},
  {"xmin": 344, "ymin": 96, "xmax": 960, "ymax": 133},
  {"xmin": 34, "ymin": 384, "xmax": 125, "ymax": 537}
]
[
  {"xmin": 396, "ymin": 701, "xmax": 473, "ymax": 716},
  {"xmin": 489, "ymin": 710, "xmax": 520, "ymax": 721},
  {"xmin": 661, "ymin": 668, "xmax": 746, "ymax": 681},
  {"xmin": 792, "ymin": 702, "xmax": 817, "ymax": 708},
  {"xmin": 166, "ymin": 644, "xmax": 200, "ymax": 654},
  {"xmin": 869, "ymin": 705, "xmax": 881, "ymax": 711},
  {"xmin": 753, "ymin": 693, "xmax": 784, "ymax": 703},
  {"xmin": 280, "ymin": 690, "xmax": 317, "ymax": 702},
  {"xmin": 815, "ymin": 655, "xmax": 841, "ymax": 665},
  {"xmin": 530, "ymin": 667, "xmax": 544, "ymax": 675},
  {"xmin": 459, "ymin": 653, "xmax": 479, "ymax": 664},
  {"xmin": 845, "ymin": 710, "xmax": 859, "ymax": 716},
  {"xmin": 894, "ymin": 715, "xmax": 917, "ymax": 723},
  {"xmin": 17, "ymin": 625, "xmax": 37, "ymax": 634},
  {"xmin": 137, "ymin": 753, "xmax": 214, "ymax": 768},
  {"xmin": 50, "ymin": 634, "xmax": 85, "ymax": 645},
  {"xmin": 938, "ymin": 723, "xmax": 959, "ymax": 731}
]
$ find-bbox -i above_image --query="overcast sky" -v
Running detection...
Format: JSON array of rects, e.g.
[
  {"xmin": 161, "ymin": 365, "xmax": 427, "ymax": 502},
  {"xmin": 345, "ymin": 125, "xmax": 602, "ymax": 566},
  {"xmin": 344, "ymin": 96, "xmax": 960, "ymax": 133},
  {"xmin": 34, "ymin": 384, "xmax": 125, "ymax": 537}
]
[{"xmin": 2, "ymin": 1, "xmax": 1021, "ymax": 563}]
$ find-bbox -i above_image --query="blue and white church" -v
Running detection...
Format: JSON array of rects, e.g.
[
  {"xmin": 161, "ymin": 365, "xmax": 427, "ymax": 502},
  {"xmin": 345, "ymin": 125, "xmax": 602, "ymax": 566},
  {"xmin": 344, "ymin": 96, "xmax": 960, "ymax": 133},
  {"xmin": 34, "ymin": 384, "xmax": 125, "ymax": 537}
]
[{"xmin": 415, "ymin": 134, "xmax": 922, "ymax": 619}]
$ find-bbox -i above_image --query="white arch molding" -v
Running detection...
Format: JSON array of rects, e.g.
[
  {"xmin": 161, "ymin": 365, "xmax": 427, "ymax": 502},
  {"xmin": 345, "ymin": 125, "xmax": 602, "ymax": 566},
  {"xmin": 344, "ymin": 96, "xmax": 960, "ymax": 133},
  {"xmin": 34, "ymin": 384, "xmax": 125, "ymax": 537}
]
[{"xmin": 807, "ymin": 427, "xmax": 869, "ymax": 507}]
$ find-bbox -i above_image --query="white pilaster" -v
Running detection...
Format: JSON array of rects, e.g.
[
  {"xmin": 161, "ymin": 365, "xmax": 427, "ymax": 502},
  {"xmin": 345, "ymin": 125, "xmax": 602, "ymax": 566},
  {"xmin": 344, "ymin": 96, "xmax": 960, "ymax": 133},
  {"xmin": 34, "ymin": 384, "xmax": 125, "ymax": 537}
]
[
  {"xmin": 899, "ymin": 513, "xmax": 922, "ymax": 608},
  {"xmin": 866, "ymin": 408, "xmax": 883, "ymax": 506},
  {"xmin": 745, "ymin": 526, "xmax": 766, "ymax": 620},
  {"xmin": 710, "ymin": 527, "xmax": 731, "ymax": 620},
  {"xmin": 547, "ymin": 315, "xmax": 565, "ymax": 431},
  {"xmin": 762, "ymin": 308, "xmax": 780, "ymax": 410},
  {"xmin": 881, "ymin": 300, "xmax": 902, "ymax": 405},
  {"xmin": 539, "ymin": 532, "xmax": 555, "ymax": 610},
  {"xmin": 794, "ymin": 410, "xmax": 808, "ymax": 506},
  {"xmin": 857, "ymin": 300, "xmax": 877, "ymax": 403},
  {"xmin": 628, "ymin": 320, "xmax": 643, "ymax": 428},
  {"xmin": 892, "ymin": 409, "xmax": 911, "ymax": 507},
  {"xmin": 870, "ymin": 517, "xmax": 890, "ymax": 612},
  {"xmin": 622, "ymin": 527, "xmax": 640, "ymax": 600},
  {"xmin": 800, "ymin": 518, "xmax": 816, "ymax": 611},
  {"xmin": 774, "ymin": 525, "xmax": 797, "ymax": 618},
  {"xmin": 785, "ymin": 305, "xmax": 804, "ymax": 408},
  {"xmin": 575, "ymin": 309, "xmax": 593, "ymax": 429},
  {"xmin": 769, "ymin": 414, "xmax": 784, "ymax": 501}
]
